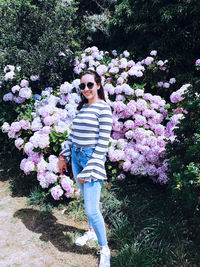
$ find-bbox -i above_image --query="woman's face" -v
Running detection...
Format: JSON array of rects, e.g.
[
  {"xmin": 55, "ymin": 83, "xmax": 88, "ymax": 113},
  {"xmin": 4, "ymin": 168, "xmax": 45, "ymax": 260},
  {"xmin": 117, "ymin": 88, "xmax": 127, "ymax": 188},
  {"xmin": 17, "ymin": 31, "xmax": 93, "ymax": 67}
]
[{"xmin": 80, "ymin": 74, "xmax": 100, "ymax": 104}]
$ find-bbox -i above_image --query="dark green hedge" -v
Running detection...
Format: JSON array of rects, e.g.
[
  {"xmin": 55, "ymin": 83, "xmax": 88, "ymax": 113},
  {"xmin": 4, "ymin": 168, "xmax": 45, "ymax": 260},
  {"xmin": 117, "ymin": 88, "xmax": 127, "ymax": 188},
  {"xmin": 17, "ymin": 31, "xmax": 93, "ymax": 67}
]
[
  {"xmin": 0, "ymin": 0, "xmax": 81, "ymax": 88},
  {"xmin": 108, "ymin": 0, "xmax": 200, "ymax": 93}
]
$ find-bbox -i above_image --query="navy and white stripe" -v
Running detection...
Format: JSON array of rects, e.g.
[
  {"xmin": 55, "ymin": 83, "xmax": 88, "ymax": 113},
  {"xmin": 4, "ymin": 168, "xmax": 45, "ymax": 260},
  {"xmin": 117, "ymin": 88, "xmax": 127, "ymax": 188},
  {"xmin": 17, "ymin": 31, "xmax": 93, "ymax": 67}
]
[{"xmin": 60, "ymin": 101, "xmax": 113, "ymax": 181}]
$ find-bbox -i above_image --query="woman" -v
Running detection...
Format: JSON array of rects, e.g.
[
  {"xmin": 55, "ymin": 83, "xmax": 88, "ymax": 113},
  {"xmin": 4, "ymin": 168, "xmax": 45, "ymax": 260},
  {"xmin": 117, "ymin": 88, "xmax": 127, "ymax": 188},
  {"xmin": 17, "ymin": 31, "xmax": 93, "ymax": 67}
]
[{"xmin": 58, "ymin": 70, "xmax": 113, "ymax": 267}]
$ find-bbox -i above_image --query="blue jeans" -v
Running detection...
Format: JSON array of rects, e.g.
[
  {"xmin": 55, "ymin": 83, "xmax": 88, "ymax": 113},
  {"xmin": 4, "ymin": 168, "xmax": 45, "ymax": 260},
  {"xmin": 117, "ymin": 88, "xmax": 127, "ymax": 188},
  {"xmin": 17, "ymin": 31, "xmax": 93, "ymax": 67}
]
[{"xmin": 71, "ymin": 145, "xmax": 107, "ymax": 247}]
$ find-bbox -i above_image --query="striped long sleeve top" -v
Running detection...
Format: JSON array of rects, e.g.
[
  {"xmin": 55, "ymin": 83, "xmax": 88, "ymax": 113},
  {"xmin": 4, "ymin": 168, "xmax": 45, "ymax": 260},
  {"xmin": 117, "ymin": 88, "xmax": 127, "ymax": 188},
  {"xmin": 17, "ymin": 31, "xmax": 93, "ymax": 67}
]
[{"xmin": 60, "ymin": 100, "xmax": 113, "ymax": 181}]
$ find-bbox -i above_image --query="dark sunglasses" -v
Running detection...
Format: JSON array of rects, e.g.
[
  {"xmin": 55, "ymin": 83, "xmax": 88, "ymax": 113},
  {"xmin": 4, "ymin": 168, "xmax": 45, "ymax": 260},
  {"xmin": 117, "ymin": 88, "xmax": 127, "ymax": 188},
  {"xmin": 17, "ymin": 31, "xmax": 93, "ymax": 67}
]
[{"xmin": 79, "ymin": 82, "xmax": 94, "ymax": 90}]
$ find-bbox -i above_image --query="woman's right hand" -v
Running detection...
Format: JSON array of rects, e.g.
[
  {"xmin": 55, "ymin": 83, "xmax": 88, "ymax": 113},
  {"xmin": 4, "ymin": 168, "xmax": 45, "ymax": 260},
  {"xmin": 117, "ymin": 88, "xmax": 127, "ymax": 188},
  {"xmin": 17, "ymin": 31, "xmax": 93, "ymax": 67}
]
[{"xmin": 58, "ymin": 159, "xmax": 68, "ymax": 175}]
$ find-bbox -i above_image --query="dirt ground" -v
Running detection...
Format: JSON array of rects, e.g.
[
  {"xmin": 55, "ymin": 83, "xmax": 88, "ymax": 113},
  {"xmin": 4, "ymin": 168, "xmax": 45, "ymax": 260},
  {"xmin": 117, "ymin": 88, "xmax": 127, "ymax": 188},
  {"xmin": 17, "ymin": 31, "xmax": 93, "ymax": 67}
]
[{"xmin": 0, "ymin": 180, "xmax": 100, "ymax": 267}]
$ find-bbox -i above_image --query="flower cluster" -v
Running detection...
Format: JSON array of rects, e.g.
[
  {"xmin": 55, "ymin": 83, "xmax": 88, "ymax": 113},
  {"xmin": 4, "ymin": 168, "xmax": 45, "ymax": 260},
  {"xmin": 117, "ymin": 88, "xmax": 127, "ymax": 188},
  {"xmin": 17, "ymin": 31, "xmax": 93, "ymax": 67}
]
[
  {"xmin": 2, "ymin": 85, "xmax": 80, "ymax": 200},
  {"xmin": 108, "ymin": 91, "xmax": 169, "ymax": 184},
  {"xmin": 73, "ymin": 46, "xmax": 176, "ymax": 94},
  {"xmin": 2, "ymin": 66, "xmax": 33, "ymax": 104},
  {"xmin": 170, "ymin": 84, "xmax": 190, "ymax": 103},
  {"xmin": 195, "ymin": 59, "xmax": 200, "ymax": 70}
]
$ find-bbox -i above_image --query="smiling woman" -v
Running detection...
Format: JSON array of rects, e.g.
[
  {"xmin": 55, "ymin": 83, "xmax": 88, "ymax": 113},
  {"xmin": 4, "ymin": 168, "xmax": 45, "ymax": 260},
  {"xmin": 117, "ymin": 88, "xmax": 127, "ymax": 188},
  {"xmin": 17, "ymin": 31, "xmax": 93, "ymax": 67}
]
[
  {"xmin": 77, "ymin": 70, "xmax": 107, "ymax": 109},
  {"xmin": 58, "ymin": 70, "xmax": 112, "ymax": 267},
  {"xmin": 79, "ymin": 72, "xmax": 101, "ymax": 105}
]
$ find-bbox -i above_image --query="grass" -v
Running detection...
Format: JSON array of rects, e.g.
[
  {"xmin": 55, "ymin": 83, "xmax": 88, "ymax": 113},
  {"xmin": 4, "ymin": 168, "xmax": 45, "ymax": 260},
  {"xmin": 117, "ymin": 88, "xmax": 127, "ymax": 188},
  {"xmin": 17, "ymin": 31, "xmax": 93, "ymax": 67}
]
[{"xmin": 101, "ymin": 176, "xmax": 200, "ymax": 267}]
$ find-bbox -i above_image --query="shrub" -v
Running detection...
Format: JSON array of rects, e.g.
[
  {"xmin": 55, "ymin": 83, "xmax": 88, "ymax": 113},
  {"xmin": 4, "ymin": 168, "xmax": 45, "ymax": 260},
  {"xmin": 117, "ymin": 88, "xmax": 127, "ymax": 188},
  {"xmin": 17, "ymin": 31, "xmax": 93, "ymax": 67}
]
[
  {"xmin": 108, "ymin": 0, "xmax": 200, "ymax": 96},
  {"xmin": 166, "ymin": 63, "xmax": 200, "ymax": 214},
  {"xmin": 0, "ymin": 0, "xmax": 80, "ymax": 89}
]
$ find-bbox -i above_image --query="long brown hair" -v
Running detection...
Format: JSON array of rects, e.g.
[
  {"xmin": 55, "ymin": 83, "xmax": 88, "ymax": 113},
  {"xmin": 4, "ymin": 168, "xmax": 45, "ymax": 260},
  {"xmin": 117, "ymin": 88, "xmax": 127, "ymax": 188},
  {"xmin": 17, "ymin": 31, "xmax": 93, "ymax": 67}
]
[{"xmin": 77, "ymin": 70, "xmax": 106, "ymax": 110}]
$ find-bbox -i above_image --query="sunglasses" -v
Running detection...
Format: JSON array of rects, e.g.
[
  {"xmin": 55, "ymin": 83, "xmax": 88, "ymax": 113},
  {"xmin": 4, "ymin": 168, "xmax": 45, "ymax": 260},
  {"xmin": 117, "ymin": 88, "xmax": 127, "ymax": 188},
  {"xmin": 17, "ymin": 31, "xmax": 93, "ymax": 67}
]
[{"xmin": 79, "ymin": 82, "xmax": 94, "ymax": 90}]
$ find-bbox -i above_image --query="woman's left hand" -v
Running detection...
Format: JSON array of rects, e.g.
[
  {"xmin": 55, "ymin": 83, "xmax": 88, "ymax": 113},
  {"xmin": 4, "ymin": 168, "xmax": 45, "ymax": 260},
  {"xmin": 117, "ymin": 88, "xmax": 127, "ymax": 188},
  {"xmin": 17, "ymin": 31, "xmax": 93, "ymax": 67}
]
[{"xmin": 78, "ymin": 178, "xmax": 87, "ymax": 184}]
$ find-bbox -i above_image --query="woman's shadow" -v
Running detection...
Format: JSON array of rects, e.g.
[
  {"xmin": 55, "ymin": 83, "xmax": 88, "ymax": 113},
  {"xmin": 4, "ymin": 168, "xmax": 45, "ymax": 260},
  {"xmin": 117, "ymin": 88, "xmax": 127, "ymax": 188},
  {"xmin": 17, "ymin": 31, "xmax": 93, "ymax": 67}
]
[{"xmin": 14, "ymin": 208, "xmax": 97, "ymax": 255}]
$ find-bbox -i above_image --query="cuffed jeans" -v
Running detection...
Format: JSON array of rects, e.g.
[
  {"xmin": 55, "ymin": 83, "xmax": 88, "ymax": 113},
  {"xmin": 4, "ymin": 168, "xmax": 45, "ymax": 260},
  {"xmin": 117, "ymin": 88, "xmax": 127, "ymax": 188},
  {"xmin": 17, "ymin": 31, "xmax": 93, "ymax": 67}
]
[{"xmin": 71, "ymin": 145, "xmax": 107, "ymax": 247}]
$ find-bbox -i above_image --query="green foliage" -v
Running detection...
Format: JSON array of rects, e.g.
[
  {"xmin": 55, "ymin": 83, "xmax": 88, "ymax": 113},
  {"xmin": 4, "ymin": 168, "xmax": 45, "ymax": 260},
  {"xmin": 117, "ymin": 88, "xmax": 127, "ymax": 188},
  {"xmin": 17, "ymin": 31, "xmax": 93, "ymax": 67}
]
[
  {"xmin": 166, "ymin": 78, "xmax": 200, "ymax": 213},
  {"xmin": 108, "ymin": 0, "xmax": 200, "ymax": 95},
  {"xmin": 64, "ymin": 196, "xmax": 88, "ymax": 221},
  {"xmin": 0, "ymin": 69, "xmax": 25, "ymax": 128},
  {"xmin": 107, "ymin": 177, "xmax": 200, "ymax": 266},
  {"xmin": 49, "ymin": 129, "xmax": 69, "ymax": 154},
  {"xmin": 77, "ymin": 0, "xmax": 116, "ymax": 48},
  {"xmin": 26, "ymin": 186, "xmax": 54, "ymax": 212},
  {"xmin": 0, "ymin": 0, "xmax": 80, "ymax": 88}
]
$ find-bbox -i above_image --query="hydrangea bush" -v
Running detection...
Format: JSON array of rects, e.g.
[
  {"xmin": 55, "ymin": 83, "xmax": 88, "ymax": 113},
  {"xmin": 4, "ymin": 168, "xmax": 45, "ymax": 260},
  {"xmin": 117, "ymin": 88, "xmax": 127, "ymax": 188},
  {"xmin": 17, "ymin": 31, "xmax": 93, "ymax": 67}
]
[
  {"xmin": 1, "ymin": 46, "xmax": 187, "ymax": 201},
  {"xmin": 166, "ymin": 61, "xmax": 200, "ymax": 212},
  {"xmin": 1, "ymin": 69, "xmax": 81, "ymax": 201}
]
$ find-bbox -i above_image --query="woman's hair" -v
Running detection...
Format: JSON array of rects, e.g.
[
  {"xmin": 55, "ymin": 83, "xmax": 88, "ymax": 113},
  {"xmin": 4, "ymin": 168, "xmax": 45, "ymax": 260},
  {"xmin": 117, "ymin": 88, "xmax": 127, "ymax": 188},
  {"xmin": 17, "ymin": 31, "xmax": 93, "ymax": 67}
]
[{"xmin": 77, "ymin": 70, "xmax": 106, "ymax": 110}]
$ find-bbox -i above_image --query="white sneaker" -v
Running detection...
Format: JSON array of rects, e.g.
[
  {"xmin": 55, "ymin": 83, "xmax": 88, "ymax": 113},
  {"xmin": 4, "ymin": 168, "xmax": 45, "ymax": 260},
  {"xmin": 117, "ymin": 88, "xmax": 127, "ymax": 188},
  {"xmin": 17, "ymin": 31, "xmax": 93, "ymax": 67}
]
[
  {"xmin": 75, "ymin": 230, "xmax": 97, "ymax": 246},
  {"xmin": 99, "ymin": 247, "xmax": 110, "ymax": 267}
]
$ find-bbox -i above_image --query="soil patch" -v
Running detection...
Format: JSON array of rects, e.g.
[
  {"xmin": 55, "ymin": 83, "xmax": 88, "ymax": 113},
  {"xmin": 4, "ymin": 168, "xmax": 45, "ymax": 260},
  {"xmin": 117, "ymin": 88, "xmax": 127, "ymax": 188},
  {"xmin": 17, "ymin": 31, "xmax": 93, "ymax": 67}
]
[{"xmin": 0, "ymin": 181, "xmax": 99, "ymax": 267}]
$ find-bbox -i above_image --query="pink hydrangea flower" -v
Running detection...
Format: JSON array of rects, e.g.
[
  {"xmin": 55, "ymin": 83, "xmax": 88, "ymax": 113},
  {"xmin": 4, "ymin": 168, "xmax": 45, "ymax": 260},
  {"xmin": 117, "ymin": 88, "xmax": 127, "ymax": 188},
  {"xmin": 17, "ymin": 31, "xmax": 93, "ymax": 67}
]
[
  {"xmin": 24, "ymin": 142, "xmax": 34, "ymax": 155},
  {"xmin": 163, "ymin": 82, "xmax": 170, "ymax": 88},
  {"xmin": 45, "ymin": 171, "xmax": 58, "ymax": 184},
  {"xmin": 51, "ymin": 185, "xmax": 64, "ymax": 200},
  {"xmin": 146, "ymin": 164, "xmax": 158, "ymax": 176},
  {"xmin": 40, "ymin": 126, "xmax": 52, "ymax": 134},
  {"xmin": 154, "ymin": 124, "xmax": 165, "ymax": 136},
  {"xmin": 108, "ymin": 148, "xmax": 124, "ymax": 161},
  {"xmin": 117, "ymin": 173, "xmax": 126, "ymax": 180},
  {"xmin": 31, "ymin": 117, "xmax": 43, "ymax": 131},
  {"xmin": 19, "ymin": 119, "xmax": 30, "ymax": 130},
  {"xmin": 134, "ymin": 114, "xmax": 147, "ymax": 127},
  {"xmin": 4, "ymin": 71, "xmax": 15, "ymax": 80},
  {"xmin": 60, "ymin": 82, "xmax": 73, "ymax": 94},
  {"xmin": 1, "ymin": 122, "xmax": 10, "ymax": 133},
  {"xmin": 96, "ymin": 65, "xmax": 108, "ymax": 76},
  {"xmin": 117, "ymin": 77, "xmax": 124, "ymax": 85},
  {"xmin": 136, "ymin": 99, "xmax": 147, "ymax": 111},
  {"xmin": 11, "ymin": 85, "xmax": 21, "ymax": 94},
  {"xmin": 15, "ymin": 138, "xmax": 24, "ymax": 150},
  {"xmin": 30, "ymin": 132, "xmax": 50, "ymax": 149},
  {"xmin": 23, "ymin": 160, "xmax": 35, "ymax": 174},
  {"xmin": 169, "ymin": 78, "xmax": 176, "ymax": 84},
  {"xmin": 125, "ymin": 130, "xmax": 134, "ymax": 139},
  {"xmin": 37, "ymin": 173, "xmax": 49, "ymax": 189},
  {"xmin": 112, "ymin": 101, "xmax": 126, "ymax": 113},
  {"xmin": 37, "ymin": 158, "xmax": 48, "ymax": 173},
  {"xmin": 47, "ymin": 159, "xmax": 59, "ymax": 173},
  {"xmin": 20, "ymin": 79, "xmax": 29, "ymax": 87},
  {"xmin": 61, "ymin": 175, "xmax": 73, "ymax": 191},
  {"xmin": 133, "ymin": 128, "xmax": 146, "ymax": 142},
  {"xmin": 157, "ymin": 60, "xmax": 164, "ymax": 66},
  {"xmin": 10, "ymin": 122, "xmax": 21, "ymax": 133},
  {"xmin": 145, "ymin": 57, "xmax": 154, "ymax": 65},
  {"xmin": 121, "ymin": 84, "xmax": 134, "ymax": 95},
  {"xmin": 116, "ymin": 95, "xmax": 126, "ymax": 102},
  {"xmin": 123, "ymin": 50, "xmax": 130, "ymax": 57},
  {"xmin": 19, "ymin": 87, "xmax": 32, "ymax": 99},
  {"xmin": 135, "ymin": 89, "xmax": 144, "ymax": 97},
  {"xmin": 122, "ymin": 160, "xmax": 132, "ymax": 172},
  {"xmin": 124, "ymin": 120, "xmax": 135, "ymax": 130},
  {"xmin": 195, "ymin": 59, "xmax": 200, "ymax": 65},
  {"xmin": 150, "ymin": 50, "xmax": 157, "ymax": 56},
  {"xmin": 104, "ymin": 84, "xmax": 115, "ymax": 95},
  {"xmin": 124, "ymin": 100, "xmax": 137, "ymax": 117}
]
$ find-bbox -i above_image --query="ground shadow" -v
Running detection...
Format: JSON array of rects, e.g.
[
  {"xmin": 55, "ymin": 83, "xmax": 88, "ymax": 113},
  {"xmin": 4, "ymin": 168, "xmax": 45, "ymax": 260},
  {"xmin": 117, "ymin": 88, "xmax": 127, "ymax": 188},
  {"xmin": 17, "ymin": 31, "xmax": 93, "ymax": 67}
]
[{"xmin": 14, "ymin": 208, "xmax": 97, "ymax": 255}]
